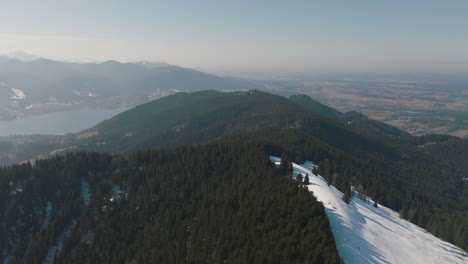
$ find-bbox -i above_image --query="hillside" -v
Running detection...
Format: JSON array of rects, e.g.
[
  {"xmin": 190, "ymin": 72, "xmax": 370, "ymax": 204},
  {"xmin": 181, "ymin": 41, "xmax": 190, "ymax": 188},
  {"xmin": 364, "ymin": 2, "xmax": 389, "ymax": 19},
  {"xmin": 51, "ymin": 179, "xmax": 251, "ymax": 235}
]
[
  {"xmin": 339, "ymin": 111, "xmax": 412, "ymax": 139},
  {"xmin": 1, "ymin": 89, "xmax": 467, "ymax": 257},
  {"xmin": 0, "ymin": 144, "xmax": 342, "ymax": 264},
  {"xmin": 289, "ymin": 94, "xmax": 342, "ymax": 119},
  {"xmin": 69, "ymin": 90, "xmax": 467, "ymax": 252},
  {"xmin": 289, "ymin": 94, "xmax": 411, "ymax": 139},
  {"xmin": 270, "ymin": 156, "xmax": 468, "ymax": 264},
  {"xmin": 76, "ymin": 90, "xmax": 398, "ymax": 160}
]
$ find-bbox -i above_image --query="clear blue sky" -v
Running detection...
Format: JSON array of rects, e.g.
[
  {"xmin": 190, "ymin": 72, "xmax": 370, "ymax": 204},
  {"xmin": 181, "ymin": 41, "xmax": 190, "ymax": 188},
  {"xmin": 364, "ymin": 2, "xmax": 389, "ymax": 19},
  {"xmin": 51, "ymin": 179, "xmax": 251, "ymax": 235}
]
[{"xmin": 0, "ymin": 0, "xmax": 467, "ymax": 72}]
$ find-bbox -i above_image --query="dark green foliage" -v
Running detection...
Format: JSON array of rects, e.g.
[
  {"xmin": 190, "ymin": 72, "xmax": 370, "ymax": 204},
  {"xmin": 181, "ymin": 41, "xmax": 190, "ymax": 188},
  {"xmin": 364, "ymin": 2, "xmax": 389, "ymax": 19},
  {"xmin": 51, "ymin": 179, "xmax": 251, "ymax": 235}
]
[
  {"xmin": 288, "ymin": 94, "xmax": 342, "ymax": 119},
  {"xmin": 304, "ymin": 174, "xmax": 310, "ymax": 185},
  {"xmin": 399, "ymin": 204, "xmax": 409, "ymax": 219},
  {"xmin": 0, "ymin": 144, "xmax": 342, "ymax": 264},
  {"xmin": 342, "ymin": 192, "xmax": 351, "ymax": 204},
  {"xmin": 280, "ymin": 153, "xmax": 293, "ymax": 176},
  {"xmin": 227, "ymin": 115, "xmax": 468, "ymax": 250},
  {"xmin": 2, "ymin": 89, "xmax": 468, "ymax": 252},
  {"xmin": 296, "ymin": 173, "xmax": 303, "ymax": 183},
  {"xmin": 74, "ymin": 91, "xmax": 399, "ymax": 162},
  {"xmin": 72, "ymin": 90, "xmax": 468, "ymax": 251},
  {"xmin": 339, "ymin": 111, "xmax": 412, "ymax": 139}
]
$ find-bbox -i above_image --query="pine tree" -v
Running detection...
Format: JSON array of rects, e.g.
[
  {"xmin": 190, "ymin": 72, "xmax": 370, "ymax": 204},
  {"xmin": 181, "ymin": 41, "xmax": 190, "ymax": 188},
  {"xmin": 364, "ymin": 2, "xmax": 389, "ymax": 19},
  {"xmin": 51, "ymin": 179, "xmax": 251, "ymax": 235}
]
[
  {"xmin": 342, "ymin": 191, "xmax": 351, "ymax": 204},
  {"xmin": 296, "ymin": 173, "xmax": 303, "ymax": 184},
  {"xmin": 399, "ymin": 204, "xmax": 409, "ymax": 219},
  {"xmin": 287, "ymin": 160, "xmax": 293, "ymax": 175},
  {"xmin": 304, "ymin": 174, "xmax": 309, "ymax": 185},
  {"xmin": 279, "ymin": 153, "xmax": 290, "ymax": 175},
  {"xmin": 317, "ymin": 161, "xmax": 324, "ymax": 176}
]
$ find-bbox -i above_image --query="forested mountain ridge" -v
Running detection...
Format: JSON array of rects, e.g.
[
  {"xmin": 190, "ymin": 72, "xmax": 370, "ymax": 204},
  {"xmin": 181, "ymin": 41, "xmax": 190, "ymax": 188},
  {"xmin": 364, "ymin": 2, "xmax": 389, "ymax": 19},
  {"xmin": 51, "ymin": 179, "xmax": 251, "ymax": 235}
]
[
  {"xmin": 1, "ymin": 89, "xmax": 467, "ymax": 260},
  {"xmin": 289, "ymin": 93, "xmax": 412, "ymax": 139},
  {"xmin": 288, "ymin": 94, "xmax": 342, "ymax": 119},
  {"xmin": 0, "ymin": 144, "xmax": 342, "ymax": 264},
  {"xmin": 76, "ymin": 90, "xmax": 400, "ymax": 161},
  {"xmin": 69, "ymin": 90, "xmax": 468, "ymax": 252}
]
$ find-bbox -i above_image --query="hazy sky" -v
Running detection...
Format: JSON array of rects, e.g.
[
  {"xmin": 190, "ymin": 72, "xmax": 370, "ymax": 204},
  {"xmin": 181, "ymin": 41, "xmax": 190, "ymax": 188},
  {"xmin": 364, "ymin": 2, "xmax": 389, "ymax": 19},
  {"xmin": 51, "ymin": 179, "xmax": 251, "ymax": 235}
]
[{"xmin": 0, "ymin": 0, "xmax": 467, "ymax": 72}]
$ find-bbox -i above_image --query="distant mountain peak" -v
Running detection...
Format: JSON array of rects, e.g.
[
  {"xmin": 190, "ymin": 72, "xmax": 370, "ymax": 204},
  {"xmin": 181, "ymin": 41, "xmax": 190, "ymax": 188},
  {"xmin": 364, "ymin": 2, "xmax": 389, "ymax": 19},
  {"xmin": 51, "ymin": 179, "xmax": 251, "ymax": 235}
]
[
  {"xmin": 5, "ymin": 50, "xmax": 40, "ymax": 61},
  {"xmin": 102, "ymin": 60, "xmax": 121, "ymax": 65},
  {"xmin": 135, "ymin": 60, "xmax": 170, "ymax": 69}
]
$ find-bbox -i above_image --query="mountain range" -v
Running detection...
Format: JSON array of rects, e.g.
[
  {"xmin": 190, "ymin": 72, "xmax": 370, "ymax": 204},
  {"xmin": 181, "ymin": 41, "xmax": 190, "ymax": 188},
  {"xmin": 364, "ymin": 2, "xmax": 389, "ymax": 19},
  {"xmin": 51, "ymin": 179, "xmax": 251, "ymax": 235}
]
[{"xmin": 0, "ymin": 56, "xmax": 262, "ymax": 120}]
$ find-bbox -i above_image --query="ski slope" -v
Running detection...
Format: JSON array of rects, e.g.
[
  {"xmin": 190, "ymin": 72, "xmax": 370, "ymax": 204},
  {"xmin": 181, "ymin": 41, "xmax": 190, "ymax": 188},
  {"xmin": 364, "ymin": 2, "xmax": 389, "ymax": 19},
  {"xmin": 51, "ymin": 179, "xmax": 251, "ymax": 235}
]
[{"xmin": 269, "ymin": 156, "xmax": 468, "ymax": 264}]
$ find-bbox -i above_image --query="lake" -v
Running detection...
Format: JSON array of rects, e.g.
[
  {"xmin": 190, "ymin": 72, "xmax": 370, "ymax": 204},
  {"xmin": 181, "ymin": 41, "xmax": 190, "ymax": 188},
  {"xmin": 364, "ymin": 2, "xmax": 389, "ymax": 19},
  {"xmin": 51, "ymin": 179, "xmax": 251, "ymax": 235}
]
[{"xmin": 0, "ymin": 107, "xmax": 129, "ymax": 136}]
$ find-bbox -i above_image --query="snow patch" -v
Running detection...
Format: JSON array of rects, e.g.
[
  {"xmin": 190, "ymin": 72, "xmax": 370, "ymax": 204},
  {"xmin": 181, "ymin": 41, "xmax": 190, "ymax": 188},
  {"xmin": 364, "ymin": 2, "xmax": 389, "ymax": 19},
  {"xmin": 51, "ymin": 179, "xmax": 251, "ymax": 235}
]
[
  {"xmin": 10, "ymin": 89, "xmax": 25, "ymax": 99},
  {"xmin": 111, "ymin": 184, "xmax": 120, "ymax": 199},
  {"xmin": 43, "ymin": 219, "xmax": 77, "ymax": 264},
  {"xmin": 40, "ymin": 202, "xmax": 53, "ymax": 231},
  {"xmin": 80, "ymin": 178, "xmax": 91, "ymax": 206},
  {"xmin": 269, "ymin": 156, "xmax": 468, "ymax": 264},
  {"xmin": 269, "ymin": 156, "xmax": 281, "ymax": 163}
]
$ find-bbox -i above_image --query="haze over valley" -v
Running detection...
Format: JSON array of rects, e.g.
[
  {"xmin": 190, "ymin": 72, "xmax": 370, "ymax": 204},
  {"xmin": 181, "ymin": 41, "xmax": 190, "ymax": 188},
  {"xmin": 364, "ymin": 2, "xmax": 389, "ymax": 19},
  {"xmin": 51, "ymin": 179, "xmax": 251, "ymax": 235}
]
[
  {"xmin": 1, "ymin": 1, "xmax": 467, "ymax": 264},
  {"xmin": 0, "ymin": 53, "xmax": 466, "ymax": 139}
]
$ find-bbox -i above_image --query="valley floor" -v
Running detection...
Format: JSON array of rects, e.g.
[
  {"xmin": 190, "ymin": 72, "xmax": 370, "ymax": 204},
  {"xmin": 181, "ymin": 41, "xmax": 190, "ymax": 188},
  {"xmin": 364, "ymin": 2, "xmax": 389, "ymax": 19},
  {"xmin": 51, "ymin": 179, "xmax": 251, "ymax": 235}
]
[{"xmin": 270, "ymin": 156, "xmax": 468, "ymax": 264}]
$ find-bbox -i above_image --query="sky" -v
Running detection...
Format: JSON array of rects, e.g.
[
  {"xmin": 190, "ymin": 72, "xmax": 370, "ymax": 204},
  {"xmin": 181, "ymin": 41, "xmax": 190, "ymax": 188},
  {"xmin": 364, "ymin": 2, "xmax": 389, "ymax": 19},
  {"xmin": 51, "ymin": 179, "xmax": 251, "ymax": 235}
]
[{"xmin": 0, "ymin": 0, "xmax": 467, "ymax": 73}]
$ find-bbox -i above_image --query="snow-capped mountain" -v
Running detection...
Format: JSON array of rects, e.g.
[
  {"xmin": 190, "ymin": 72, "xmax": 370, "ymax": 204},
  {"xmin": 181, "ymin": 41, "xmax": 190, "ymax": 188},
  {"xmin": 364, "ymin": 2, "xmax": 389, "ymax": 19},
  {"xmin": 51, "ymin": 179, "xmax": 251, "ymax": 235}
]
[
  {"xmin": 270, "ymin": 156, "xmax": 468, "ymax": 264},
  {"xmin": 3, "ymin": 51, "xmax": 40, "ymax": 61}
]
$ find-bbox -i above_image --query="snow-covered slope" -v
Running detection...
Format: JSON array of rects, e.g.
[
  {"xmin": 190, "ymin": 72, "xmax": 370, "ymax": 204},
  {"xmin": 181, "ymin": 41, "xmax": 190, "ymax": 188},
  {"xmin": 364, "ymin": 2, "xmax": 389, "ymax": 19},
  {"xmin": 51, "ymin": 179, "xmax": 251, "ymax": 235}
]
[
  {"xmin": 0, "ymin": 82, "xmax": 26, "ymax": 99},
  {"xmin": 270, "ymin": 156, "xmax": 468, "ymax": 264},
  {"xmin": 11, "ymin": 88, "xmax": 26, "ymax": 99}
]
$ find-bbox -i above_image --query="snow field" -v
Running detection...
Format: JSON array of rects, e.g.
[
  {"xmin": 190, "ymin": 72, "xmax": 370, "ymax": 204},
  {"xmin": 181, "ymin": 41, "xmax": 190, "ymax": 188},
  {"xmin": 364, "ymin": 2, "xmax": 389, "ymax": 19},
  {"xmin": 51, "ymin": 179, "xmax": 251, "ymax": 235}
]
[{"xmin": 269, "ymin": 156, "xmax": 468, "ymax": 264}]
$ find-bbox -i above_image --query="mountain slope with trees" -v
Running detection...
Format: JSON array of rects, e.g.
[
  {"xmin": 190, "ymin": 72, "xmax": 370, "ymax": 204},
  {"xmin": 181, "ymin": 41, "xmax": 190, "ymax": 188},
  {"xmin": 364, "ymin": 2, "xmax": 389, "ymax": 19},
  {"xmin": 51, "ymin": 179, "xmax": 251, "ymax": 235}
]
[
  {"xmin": 78, "ymin": 90, "xmax": 399, "ymax": 161},
  {"xmin": 69, "ymin": 90, "xmax": 468, "ymax": 251},
  {"xmin": 1, "ymin": 89, "xmax": 467, "ymax": 257},
  {"xmin": 0, "ymin": 144, "xmax": 342, "ymax": 264}
]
